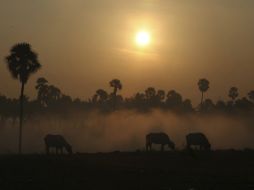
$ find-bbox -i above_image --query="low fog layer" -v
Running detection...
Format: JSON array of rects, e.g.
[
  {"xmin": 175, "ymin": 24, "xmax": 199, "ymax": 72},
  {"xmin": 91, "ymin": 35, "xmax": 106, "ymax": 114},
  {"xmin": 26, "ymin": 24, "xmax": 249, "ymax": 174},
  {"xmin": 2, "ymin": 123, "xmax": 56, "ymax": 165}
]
[{"xmin": 0, "ymin": 110, "xmax": 254, "ymax": 154}]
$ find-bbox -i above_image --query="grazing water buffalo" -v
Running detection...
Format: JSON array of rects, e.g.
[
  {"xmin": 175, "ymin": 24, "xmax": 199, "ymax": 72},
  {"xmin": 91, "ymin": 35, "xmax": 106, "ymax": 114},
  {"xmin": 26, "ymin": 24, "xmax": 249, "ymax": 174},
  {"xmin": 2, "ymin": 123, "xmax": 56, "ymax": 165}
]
[
  {"xmin": 44, "ymin": 134, "xmax": 72, "ymax": 155},
  {"xmin": 186, "ymin": 133, "xmax": 211, "ymax": 150},
  {"xmin": 146, "ymin": 132, "xmax": 175, "ymax": 151}
]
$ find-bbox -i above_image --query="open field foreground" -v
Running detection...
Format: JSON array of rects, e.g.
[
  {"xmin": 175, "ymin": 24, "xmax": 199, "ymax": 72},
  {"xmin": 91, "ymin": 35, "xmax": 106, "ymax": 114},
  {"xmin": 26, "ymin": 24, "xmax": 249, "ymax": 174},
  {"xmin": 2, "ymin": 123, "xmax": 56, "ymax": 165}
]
[{"xmin": 0, "ymin": 150, "xmax": 254, "ymax": 190}]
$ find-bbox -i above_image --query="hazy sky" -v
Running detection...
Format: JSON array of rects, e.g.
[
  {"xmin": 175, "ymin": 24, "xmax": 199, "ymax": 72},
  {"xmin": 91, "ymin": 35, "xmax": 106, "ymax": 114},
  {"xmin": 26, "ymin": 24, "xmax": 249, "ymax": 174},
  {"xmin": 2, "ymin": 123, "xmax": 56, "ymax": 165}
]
[{"xmin": 0, "ymin": 0, "xmax": 254, "ymax": 104}]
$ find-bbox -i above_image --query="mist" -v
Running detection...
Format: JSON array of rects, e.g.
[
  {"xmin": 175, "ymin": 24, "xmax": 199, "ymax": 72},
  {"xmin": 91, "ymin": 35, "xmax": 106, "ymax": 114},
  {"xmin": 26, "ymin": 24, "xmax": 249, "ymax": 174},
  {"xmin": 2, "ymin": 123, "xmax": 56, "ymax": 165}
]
[{"xmin": 0, "ymin": 110, "xmax": 254, "ymax": 154}]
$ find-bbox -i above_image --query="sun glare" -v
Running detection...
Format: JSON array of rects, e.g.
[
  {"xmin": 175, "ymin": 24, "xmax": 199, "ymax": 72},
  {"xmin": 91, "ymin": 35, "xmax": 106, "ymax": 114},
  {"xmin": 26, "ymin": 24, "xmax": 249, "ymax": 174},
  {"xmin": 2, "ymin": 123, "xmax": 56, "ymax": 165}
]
[{"xmin": 135, "ymin": 31, "xmax": 150, "ymax": 47}]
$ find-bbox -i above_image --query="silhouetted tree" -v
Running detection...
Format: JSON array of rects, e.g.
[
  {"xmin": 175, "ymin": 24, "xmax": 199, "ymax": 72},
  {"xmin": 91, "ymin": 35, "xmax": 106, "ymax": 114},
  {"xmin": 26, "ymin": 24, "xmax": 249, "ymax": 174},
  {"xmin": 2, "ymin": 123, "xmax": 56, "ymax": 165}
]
[
  {"xmin": 5, "ymin": 43, "xmax": 41, "ymax": 154},
  {"xmin": 35, "ymin": 77, "xmax": 49, "ymax": 107},
  {"xmin": 166, "ymin": 90, "xmax": 182, "ymax": 109},
  {"xmin": 235, "ymin": 97, "xmax": 253, "ymax": 112},
  {"xmin": 198, "ymin": 78, "xmax": 210, "ymax": 106},
  {"xmin": 182, "ymin": 99, "xmax": 193, "ymax": 112},
  {"xmin": 132, "ymin": 92, "xmax": 146, "ymax": 110},
  {"xmin": 59, "ymin": 94, "xmax": 72, "ymax": 106},
  {"xmin": 202, "ymin": 99, "xmax": 215, "ymax": 112},
  {"xmin": 215, "ymin": 100, "xmax": 227, "ymax": 112},
  {"xmin": 92, "ymin": 94, "xmax": 98, "ymax": 104},
  {"xmin": 145, "ymin": 87, "xmax": 156, "ymax": 100},
  {"xmin": 48, "ymin": 85, "xmax": 61, "ymax": 103},
  {"xmin": 228, "ymin": 87, "xmax": 239, "ymax": 102},
  {"xmin": 156, "ymin": 90, "xmax": 165, "ymax": 105},
  {"xmin": 135, "ymin": 92, "xmax": 146, "ymax": 102},
  {"xmin": 248, "ymin": 90, "xmax": 254, "ymax": 102},
  {"xmin": 36, "ymin": 77, "xmax": 48, "ymax": 89},
  {"xmin": 110, "ymin": 79, "xmax": 122, "ymax": 97},
  {"xmin": 144, "ymin": 87, "xmax": 157, "ymax": 107},
  {"xmin": 73, "ymin": 98, "xmax": 86, "ymax": 110},
  {"xmin": 109, "ymin": 79, "xmax": 122, "ymax": 109},
  {"xmin": 96, "ymin": 89, "xmax": 108, "ymax": 103}
]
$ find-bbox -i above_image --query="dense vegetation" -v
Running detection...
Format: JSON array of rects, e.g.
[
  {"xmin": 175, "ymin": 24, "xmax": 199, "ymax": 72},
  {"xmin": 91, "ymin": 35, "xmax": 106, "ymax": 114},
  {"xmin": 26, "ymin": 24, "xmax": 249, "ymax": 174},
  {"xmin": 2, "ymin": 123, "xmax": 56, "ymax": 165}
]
[{"xmin": 1, "ymin": 76, "xmax": 254, "ymax": 126}]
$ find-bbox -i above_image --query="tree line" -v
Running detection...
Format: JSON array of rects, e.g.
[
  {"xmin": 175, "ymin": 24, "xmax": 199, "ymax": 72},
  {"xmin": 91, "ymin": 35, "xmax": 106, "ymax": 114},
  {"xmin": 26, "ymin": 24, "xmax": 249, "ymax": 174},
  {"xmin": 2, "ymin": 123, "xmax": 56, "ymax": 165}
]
[{"xmin": 1, "ymin": 76, "xmax": 254, "ymax": 117}]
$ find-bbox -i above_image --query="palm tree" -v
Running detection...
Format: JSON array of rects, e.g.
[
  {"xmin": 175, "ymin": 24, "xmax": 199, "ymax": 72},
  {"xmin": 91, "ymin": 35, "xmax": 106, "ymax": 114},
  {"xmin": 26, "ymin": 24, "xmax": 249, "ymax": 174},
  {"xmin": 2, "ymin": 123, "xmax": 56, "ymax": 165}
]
[
  {"xmin": 5, "ymin": 43, "xmax": 41, "ymax": 154},
  {"xmin": 109, "ymin": 79, "xmax": 122, "ymax": 109},
  {"xmin": 228, "ymin": 87, "xmax": 239, "ymax": 102},
  {"xmin": 109, "ymin": 79, "xmax": 122, "ymax": 96},
  {"xmin": 198, "ymin": 78, "xmax": 210, "ymax": 106}
]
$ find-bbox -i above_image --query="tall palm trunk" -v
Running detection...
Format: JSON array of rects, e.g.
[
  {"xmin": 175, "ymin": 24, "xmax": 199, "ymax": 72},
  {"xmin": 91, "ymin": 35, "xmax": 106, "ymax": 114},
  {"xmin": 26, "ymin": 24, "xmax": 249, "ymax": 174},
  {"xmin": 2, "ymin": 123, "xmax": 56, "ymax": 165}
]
[
  {"xmin": 200, "ymin": 92, "xmax": 204, "ymax": 106},
  {"xmin": 112, "ymin": 87, "xmax": 117, "ymax": 109},
  {"xmin": 19, "ymin": 82, "xmax": 25, "ymax": 154},
  {"xmin": 113, "ymin": 87, "xmax": 117, "ymax": 97}
]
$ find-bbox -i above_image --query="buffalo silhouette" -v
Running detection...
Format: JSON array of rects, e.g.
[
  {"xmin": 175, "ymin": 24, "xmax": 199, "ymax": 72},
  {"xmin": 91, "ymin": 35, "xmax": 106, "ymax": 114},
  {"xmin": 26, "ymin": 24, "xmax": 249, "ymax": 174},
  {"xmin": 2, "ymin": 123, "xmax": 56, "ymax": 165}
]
[
  {"xmin": 186, "ymin": 132, "xmax": 211, "ymax": 150},
  {"xmin": 44, "ymin": 134, "xmax": 72, "ymax": 155},
  {"xmin": 146, "ymin": 132, "xmax": 175, "ymax": 151}
]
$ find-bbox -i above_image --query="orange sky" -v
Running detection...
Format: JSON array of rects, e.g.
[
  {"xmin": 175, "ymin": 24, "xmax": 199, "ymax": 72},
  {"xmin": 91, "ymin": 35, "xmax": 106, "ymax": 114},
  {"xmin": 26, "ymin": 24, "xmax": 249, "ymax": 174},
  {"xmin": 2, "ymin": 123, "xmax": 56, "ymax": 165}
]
[{"xmin": 0, "ymin": 0, "xmax": 254, "ymax": 105}]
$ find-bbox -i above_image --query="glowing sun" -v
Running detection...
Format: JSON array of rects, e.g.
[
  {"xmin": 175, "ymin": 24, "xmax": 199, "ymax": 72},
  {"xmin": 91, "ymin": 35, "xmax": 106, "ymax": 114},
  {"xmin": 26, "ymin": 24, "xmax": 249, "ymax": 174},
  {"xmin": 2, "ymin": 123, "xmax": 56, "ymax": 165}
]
[{"xmin": 135, "ymin": 31, "xmax": 150, "ymax": 46}]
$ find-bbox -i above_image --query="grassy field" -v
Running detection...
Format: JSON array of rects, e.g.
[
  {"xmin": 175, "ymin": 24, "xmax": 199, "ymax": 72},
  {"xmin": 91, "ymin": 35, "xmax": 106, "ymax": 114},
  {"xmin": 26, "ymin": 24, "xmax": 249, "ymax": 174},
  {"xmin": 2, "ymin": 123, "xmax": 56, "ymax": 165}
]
[{"xmin": 0, "ymin": 150, "xmax": 254, "ymax": 190}]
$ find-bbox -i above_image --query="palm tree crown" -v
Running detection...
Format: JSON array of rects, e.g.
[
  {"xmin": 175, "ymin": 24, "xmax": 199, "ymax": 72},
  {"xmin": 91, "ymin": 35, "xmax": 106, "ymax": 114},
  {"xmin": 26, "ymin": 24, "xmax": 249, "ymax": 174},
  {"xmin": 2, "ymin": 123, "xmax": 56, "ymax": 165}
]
[
  {"xmin": 109, "ymin": 79, "xmax": 122, "ymax": 96},
  {"xmin": 198, "ymin": 78, "xmax": 210, "ymax": 106},
  {"xmin": 5, "ymin": 43, "xmax": 41, "ymax": 84},
  {"xmin": 198, "ymin": 78, "xmax": 209, "ymax": 93}
]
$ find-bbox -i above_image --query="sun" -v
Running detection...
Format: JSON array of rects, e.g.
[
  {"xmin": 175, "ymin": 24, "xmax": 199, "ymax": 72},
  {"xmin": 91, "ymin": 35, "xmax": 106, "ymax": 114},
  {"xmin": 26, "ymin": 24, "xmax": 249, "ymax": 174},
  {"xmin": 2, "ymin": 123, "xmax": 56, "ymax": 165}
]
[{"xmin": 135, "ymin": 31, "xmax": 150, "ymax": 47}]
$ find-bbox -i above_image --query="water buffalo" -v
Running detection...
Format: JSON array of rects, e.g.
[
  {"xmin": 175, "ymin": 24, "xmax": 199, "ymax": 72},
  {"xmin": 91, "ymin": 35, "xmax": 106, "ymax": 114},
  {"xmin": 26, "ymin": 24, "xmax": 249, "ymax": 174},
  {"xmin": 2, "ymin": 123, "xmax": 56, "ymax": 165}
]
[
  {"xmin": 44, "ymin": 134, "xmax": 72, "ymax": 155},
  {"xmin": 146, "ymin": 132, "xmax": 175, "ymax": 151},
  {"xmin": 186, "ymin": 133, "xmax": 211, "ymax": 150}
]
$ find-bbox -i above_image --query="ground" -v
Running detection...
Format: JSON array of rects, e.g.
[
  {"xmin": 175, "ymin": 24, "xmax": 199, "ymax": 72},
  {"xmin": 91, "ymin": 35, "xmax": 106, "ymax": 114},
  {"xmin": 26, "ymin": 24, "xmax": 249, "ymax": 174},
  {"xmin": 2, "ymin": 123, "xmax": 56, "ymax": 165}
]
[{"xmin": 0, "ymin": 150, "xmax": 254, "ymax": 190}]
